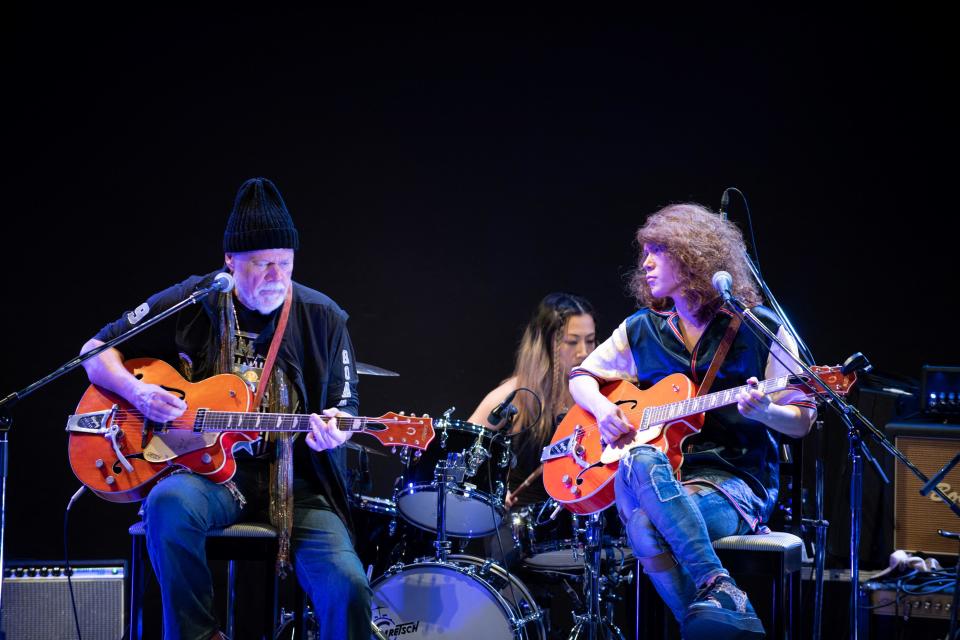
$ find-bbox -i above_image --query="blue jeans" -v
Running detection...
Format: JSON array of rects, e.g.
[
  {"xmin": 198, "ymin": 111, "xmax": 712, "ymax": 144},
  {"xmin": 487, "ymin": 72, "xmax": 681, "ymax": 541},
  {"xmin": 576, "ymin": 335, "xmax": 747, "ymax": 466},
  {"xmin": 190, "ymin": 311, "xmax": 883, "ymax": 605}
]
[
  {"xmin": 615, "ymin": 446, "xmax": 753, "ymax": 623},
  {"xmin": 143, "ymin": 472, "xmax": 372, "ymax": 640}
]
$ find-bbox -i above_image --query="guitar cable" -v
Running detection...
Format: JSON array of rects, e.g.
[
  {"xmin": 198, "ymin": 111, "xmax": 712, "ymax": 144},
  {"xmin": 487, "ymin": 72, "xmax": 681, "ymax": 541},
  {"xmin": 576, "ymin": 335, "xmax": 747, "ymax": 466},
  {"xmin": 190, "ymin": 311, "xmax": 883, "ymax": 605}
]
[{"xmin": 64, "ymin": 485, "xmax": 87, "ymax": 640}]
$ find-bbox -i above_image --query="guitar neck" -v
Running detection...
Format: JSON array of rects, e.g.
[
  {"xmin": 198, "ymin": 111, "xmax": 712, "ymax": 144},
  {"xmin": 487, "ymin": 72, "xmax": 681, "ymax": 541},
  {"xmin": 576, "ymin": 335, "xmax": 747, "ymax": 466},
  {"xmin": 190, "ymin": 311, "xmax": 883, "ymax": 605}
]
[
  {"xmin": 199, "ymin": 411, "xmax": 371, "ymax": 433},
  {"xmin": 642, "ymin": 375, "xmax": 792, "ymax": 427}
]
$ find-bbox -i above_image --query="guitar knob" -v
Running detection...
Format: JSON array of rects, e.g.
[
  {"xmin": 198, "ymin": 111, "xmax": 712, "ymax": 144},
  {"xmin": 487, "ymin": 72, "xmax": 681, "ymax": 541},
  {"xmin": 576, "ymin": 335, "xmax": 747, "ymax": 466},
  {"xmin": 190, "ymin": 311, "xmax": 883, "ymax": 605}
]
[
  {"xmin": 561, "ymin": 474, "xmax": 572, "ymax": 486},
  {"xmin": 105, "ymin": 476, "xmax": 115, "ymax": 486},
  {"xmin": 95, "ymin": 459, "xmax": 105, "ymax": 469},
  {"xmin": 399, "ymin": 411, "xmax": 406, "ymax": 416},
  {"xmin": 423, "ymin": 413, "xmax": 430, "ymax": 418},
  {"xmin": 569, "ymin": 486, "xmax": 581, "ymax": 497},
  {"xmin": 201, "ymin": 453, "xmax": 212, "ymax": 465}
]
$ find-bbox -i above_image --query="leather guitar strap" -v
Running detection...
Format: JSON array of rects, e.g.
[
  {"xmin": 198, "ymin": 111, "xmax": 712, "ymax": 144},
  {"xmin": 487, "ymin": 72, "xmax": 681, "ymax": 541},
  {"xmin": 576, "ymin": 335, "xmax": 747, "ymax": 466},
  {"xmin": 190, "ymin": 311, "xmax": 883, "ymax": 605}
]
[
  {"xmin": 252, "ymin": 287, "xmax": 292, "ymax": 408},
  {"xmin": 697, "ymin": 314, "xmax": 741, "ymax": 397}
]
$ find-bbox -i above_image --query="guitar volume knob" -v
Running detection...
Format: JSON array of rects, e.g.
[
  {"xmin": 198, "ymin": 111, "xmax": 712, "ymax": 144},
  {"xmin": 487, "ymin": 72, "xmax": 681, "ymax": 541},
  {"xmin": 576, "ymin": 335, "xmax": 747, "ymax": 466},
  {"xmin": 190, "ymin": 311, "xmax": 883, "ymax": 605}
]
[
  {"xmin": 105, "ymin": 476, "xmax": 115, "ymax": 486},
  {"xmin": 561, "ymin": 474, "xmax": 572, "ymax": 486},
  {"xmin": 95, "ymin": 459, "xmax": 105, "ymax": 469},
  {"xmin": 201, "ymin": 453, "xmax": 212, "ymax": 464}
]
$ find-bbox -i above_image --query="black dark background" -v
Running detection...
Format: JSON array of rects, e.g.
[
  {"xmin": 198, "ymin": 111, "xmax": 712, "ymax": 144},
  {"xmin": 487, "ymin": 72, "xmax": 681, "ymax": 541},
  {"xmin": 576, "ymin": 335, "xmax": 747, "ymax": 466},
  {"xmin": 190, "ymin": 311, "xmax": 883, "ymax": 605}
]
[{"xmin": 3, "ymin": 2, "xmax": 957, "ymax": 594}]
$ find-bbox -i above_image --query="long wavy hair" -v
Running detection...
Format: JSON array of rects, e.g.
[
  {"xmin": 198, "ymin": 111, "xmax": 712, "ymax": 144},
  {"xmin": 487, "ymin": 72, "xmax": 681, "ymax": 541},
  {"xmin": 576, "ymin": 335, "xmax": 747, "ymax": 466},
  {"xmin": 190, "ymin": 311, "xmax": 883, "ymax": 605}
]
[
  {"xmin": 628, "ymin": 203, "xmax": 762, "ymax": 323},
  {"xmin": 511, "ymin": 292, "xmax": 596, "ymax": 456}
]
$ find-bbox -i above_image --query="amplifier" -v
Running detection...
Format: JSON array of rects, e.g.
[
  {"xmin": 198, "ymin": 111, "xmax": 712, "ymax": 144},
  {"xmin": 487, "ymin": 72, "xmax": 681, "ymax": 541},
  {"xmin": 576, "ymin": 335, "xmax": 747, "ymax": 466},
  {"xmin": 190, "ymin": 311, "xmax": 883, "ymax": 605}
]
[
  {"xmin": 922, "ymin": 365, "xmax": 960, "ymax": 416},
  {"xmin": 888, "ymin": 422, "xmax": 960, "ymax": 555},
  {"xmin": 868, "ymin": 588, "xmax": 954, "ymax": 620},
  {"xmin": 1, "ymin": 561, "xmax": 125, "ymax": 640}
]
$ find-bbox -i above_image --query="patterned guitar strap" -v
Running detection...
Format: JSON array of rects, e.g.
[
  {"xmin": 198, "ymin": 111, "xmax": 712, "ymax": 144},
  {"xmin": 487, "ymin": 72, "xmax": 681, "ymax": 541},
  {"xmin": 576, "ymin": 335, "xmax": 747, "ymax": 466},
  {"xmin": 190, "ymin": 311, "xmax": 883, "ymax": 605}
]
[{"xmin": 251, "ymin": 288, "xmax": 295, "ymax": 578}]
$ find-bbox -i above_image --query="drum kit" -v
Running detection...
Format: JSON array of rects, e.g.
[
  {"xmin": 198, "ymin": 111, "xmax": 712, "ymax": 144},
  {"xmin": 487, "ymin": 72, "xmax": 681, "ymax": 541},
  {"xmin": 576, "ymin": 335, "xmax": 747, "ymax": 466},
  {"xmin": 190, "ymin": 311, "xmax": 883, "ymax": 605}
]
[{"xmin": 343, "ymin": 391, "xmax": 637, "ymax": 640}]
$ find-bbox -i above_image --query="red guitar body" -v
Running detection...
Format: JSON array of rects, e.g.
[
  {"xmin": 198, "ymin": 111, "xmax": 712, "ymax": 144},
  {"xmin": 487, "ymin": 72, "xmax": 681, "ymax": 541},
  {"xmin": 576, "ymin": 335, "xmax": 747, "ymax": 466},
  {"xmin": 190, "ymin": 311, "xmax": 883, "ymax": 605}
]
[
  {"xmin": 542, "ymin": 375, "xmax": 701, "ymax": 515},
  {"xmin": 68, "ymin": 358, "xmax": 256, "ymax": 502}
]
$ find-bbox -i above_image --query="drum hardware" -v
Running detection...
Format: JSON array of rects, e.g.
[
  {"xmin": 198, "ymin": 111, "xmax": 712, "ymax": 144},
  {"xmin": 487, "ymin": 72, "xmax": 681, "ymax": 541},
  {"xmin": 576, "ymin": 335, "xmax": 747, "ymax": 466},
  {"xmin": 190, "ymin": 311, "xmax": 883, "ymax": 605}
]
[
  {"xmin": 567, "ymin": 512, "xmax": 626, "ymax": 640},
  {"xmin": 396, "ymin": 415, "xmax": 512, "ymax": 537},
  {"xmin": 466, "ymin": 433, "xmax": 491, "ymax": 477},
  {"xmin": 433, "ymin": 453, "xmax": 463, "ymax": 562}
]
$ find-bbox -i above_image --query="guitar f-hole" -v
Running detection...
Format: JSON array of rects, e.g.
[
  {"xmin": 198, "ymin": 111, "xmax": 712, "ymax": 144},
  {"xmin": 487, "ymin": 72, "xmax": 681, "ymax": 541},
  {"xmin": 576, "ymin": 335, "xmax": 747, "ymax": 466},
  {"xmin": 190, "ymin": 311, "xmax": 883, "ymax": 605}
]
[{"xmin": 615, "ymin": 399, "xmax": 638, "ymax": 410}]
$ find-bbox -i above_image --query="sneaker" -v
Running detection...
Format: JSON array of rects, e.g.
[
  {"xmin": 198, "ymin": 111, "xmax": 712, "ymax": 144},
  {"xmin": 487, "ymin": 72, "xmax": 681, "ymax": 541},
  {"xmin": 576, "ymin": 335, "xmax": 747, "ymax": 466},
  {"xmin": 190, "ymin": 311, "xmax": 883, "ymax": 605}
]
[{"xmin": 683, "ymin": 575, "xmax": 765, "ymax": 639}]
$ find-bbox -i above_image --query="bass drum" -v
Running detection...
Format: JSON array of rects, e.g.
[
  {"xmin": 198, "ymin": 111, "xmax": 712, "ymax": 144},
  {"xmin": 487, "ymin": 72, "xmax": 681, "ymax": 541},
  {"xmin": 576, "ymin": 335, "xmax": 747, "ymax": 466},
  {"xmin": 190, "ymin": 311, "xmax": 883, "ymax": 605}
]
[{"xmin": 370, "ymin": 554, "xmax": 545, "ymax": 639}]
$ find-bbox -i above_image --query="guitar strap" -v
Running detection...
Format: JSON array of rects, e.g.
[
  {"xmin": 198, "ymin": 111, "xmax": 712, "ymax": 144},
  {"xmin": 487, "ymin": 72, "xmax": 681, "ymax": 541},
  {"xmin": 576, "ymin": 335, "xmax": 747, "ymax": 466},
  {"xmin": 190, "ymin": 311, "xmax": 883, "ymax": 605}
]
[
  {"xmin": 253, "ymin": 287, "xmax": 293, "ymax": 408},
  {"xmin": 251, "ymin": 287, "xmax": 295, "ymax": 577},
  {"xmin": 696, "ymin": 314, "xmax": 741, "ymax": 397}
]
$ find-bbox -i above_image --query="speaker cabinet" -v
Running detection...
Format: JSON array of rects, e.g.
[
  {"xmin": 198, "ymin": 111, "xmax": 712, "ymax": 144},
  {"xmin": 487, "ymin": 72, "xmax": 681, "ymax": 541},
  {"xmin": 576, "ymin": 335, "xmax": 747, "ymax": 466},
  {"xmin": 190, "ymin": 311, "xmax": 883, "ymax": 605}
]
[
  {"xmin": 887, "ymin": 422, "xmax": 960, "ymax": 555},
  {"xmin": 1, "ymin": 562, "xmax": 125, "ymax": 639}
]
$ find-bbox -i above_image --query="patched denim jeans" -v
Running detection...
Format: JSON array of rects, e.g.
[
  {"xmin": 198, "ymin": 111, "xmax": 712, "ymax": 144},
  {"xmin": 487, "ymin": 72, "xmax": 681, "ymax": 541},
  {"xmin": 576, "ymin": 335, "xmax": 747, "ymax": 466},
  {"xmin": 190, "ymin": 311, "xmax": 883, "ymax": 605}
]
[
  {"xmin": 615, "ymin": 446, "xmax": 753, "ymax": 622},
  {"xmin": 143, "ymin": 472, "xmax": 371, "ymax": 640}
]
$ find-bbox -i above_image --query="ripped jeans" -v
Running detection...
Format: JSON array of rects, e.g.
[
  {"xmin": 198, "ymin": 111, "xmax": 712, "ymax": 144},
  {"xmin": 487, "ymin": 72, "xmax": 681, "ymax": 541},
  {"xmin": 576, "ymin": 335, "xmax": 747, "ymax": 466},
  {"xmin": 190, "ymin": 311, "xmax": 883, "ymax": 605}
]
[{"xmin": 615, "ymin": 446, "xmax": 755, "ymax": 622}]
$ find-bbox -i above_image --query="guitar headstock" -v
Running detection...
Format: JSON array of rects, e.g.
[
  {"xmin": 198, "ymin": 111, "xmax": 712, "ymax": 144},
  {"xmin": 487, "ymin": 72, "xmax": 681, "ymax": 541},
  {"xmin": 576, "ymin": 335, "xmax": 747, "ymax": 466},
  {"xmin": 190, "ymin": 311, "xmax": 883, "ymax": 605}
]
[
  {"xmin": 790, "ymin": 365, "xmax": 858, "ymax": 397},
  {"xmin": 364, "ymin": 412, "xmax": 435, "ymax": 450}
]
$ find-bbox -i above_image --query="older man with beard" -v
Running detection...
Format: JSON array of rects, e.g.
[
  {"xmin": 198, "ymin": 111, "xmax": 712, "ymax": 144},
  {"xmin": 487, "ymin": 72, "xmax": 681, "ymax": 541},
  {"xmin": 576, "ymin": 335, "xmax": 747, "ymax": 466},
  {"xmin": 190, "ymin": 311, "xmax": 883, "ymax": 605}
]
[{"xmin": 81, "ymin": 177, "xmax": 371, "ymax": 640}]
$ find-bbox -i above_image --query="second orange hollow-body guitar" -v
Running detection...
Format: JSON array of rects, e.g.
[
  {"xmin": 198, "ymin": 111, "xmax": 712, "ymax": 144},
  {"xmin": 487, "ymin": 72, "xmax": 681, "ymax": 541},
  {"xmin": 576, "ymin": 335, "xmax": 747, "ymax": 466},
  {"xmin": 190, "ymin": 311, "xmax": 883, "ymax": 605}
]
[
  {"xmin": 66, "ymin": 358, "xmax": 435, "ymax": 503},
  {"xmin": 541, "ymin": 367, "xmax": 854, "ymax": 515}
]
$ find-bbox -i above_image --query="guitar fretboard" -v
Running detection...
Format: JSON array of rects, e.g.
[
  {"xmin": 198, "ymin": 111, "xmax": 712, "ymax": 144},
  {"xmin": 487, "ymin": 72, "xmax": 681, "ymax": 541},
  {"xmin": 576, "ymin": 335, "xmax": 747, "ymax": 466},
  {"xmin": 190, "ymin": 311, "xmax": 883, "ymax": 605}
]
[
  {"xmin": 639, "ymin": 375, "xmax": 792, "ymax": 428},
  {"xmin": 198, "ymin": 411, "xmax": 371, "ymax": 433}
]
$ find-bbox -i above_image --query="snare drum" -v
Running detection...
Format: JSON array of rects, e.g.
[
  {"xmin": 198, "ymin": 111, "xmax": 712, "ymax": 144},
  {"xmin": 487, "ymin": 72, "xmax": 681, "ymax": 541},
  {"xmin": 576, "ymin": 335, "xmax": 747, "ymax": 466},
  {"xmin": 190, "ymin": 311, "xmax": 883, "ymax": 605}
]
[
  {"xmin": 396, "ymin": 419, "xmax": 512, "ymax": 537},
  {"xmin": 371, "ymin": 554, "xmax": 545, "ymax": 639},
  {"xmin": 512, "ymin": 502, "xmax": 634, "ymax": 572}
]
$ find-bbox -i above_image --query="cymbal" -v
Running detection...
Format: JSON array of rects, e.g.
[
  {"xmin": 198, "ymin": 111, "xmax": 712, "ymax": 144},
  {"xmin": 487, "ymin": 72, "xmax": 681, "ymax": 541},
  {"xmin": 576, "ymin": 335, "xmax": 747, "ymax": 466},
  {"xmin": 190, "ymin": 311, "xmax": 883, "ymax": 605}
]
[{"xmin": 356, "ymin": 361, "xmax": 399, "ymax": 377}]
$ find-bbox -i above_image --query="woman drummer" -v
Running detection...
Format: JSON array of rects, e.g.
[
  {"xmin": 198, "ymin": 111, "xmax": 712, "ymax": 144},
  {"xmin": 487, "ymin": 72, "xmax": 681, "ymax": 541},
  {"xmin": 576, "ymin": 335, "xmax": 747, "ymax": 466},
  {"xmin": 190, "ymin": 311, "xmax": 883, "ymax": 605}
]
[{"xmin": 468, "ymin": 292, "xmax": 598, "ymax": 509}]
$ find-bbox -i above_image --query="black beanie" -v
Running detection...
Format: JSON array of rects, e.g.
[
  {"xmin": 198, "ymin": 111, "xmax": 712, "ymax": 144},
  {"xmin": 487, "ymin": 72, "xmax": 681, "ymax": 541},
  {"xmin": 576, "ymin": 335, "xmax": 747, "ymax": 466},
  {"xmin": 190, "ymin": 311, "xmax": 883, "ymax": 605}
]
[{"xmin": 223, "ymin": 177, "xmax": 300, "ymax": 253}]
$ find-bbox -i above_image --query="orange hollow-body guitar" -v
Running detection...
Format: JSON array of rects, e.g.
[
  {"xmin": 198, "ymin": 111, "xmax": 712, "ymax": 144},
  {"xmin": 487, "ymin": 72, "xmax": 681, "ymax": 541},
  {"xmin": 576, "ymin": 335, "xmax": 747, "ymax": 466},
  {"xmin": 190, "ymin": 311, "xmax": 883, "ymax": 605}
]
[
  {"xmin": 67, "ymin": 358, "xmax": 434, "ymax": 503},
  {"xmin": 542, "ymin": 367, "xmax": 854, "ymax": 515}
]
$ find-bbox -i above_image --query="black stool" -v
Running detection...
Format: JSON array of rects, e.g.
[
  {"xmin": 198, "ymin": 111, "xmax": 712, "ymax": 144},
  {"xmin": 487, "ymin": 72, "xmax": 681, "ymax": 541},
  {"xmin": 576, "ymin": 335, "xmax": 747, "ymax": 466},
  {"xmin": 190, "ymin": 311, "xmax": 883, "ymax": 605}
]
[
  {"xmin": 713, "ymin": 530, "xmax": 804, "ymax": 639},
  {"xmin": 128, "ymin": 521, "xmax": 281, "ymax": 640}
]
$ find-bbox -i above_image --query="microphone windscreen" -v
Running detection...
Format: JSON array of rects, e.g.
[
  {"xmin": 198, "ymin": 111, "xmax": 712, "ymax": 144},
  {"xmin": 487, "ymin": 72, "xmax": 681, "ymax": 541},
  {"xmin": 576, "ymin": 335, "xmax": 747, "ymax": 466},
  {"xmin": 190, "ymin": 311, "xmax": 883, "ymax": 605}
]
[{"xmin": 213, "ymin": 272, "xmax": 235, "ymax": 293}]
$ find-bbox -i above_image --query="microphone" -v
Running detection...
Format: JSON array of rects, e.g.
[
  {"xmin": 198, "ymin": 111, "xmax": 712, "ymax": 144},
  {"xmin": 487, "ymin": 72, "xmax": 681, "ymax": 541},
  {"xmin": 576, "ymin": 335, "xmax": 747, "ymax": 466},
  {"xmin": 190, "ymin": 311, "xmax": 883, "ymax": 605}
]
[
  {"xmin": 488, "ymin": 390, "xmax": 519, "ymax": 426},
  {"xmin": 211, "ymin": 272, "xmax": 235, "ymax": 293},
  {"xmin": 711, "ymin": 270, "xmax": 733, "ymax": 301},
  {"xmin": 720, "ymin": 188, "xmax": 731, "ymax": 221}
]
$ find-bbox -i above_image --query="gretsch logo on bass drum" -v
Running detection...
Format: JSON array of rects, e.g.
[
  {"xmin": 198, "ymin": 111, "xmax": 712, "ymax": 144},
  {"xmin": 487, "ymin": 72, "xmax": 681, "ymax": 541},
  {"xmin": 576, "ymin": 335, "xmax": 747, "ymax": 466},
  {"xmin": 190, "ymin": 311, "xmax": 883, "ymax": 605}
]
[{"xmin": 372, "ymin": 607, "xmax": 422, "ymax": 637}]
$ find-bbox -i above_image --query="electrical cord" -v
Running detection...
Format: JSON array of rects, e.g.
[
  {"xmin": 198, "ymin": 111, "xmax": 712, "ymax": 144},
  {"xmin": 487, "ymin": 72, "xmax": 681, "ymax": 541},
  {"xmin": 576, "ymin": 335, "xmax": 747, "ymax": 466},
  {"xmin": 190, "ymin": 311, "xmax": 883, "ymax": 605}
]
[{"xmin": 64, "ymin": 486, "xmax": 87, "ymax": 640}]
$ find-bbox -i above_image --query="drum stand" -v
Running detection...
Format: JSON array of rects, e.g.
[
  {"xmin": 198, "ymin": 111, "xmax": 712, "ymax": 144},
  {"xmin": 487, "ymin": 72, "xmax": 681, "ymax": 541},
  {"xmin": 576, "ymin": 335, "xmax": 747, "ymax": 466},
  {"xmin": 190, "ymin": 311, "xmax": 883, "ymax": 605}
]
[
  {"xmin": 568, "ymin": 512, "xmax": 625, "ymax": 640},
  {"xmin": 433, "ymin": 452, "xmax": 465, "ymax": 562}
]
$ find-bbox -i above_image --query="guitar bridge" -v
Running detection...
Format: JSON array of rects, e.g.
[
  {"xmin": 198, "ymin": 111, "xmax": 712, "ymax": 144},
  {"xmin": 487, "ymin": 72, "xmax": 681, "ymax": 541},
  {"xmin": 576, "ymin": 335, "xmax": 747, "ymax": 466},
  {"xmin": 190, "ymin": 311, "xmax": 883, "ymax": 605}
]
[{"xmin": 540, "ymin": 425, "xmax": 590, "ymax": 469}]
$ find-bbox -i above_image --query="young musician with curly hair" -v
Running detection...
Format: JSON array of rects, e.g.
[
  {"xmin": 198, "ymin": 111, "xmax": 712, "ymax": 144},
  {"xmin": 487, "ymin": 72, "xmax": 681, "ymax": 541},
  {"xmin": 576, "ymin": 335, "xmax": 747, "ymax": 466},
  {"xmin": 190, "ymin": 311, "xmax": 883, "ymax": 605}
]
[{"xmin": 570, "ymin": 203, "xmax": 816, "ymax": 639}]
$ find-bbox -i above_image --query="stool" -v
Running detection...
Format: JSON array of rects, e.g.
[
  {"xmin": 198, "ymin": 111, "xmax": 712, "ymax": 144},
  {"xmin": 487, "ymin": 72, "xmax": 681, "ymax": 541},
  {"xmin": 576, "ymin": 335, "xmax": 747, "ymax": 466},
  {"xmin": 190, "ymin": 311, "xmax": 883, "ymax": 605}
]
[
  {"xmin": 128, "ymin": 521, "xmax": 281, "ymax": 640},
  {"xmin": 712, "ymin": 531, "xmax": 803, "ymax": 640}
]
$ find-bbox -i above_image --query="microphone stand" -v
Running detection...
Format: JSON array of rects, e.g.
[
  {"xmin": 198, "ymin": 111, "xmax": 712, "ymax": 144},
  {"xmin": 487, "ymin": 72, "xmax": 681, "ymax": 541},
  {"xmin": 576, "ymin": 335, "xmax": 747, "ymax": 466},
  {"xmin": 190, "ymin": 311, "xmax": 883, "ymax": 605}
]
[
  {"xmin": 721, "ymin": 294, "xmax": 960, "ymax": 640},
  {"xmin": 742, "ymin": 251, "xmax": 837, "ymax": 639},
  {"xmin": 0, "ymin": 274, "xmax": 231, "ymax": 614}
]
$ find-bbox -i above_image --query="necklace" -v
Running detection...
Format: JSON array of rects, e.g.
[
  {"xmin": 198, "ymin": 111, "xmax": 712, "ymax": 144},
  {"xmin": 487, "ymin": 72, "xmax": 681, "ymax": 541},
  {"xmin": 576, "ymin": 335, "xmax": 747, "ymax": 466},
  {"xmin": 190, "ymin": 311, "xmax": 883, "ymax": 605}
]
[{"xmin": 231, "ymin": 297, "xmax": 241, "ymax": 335}]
